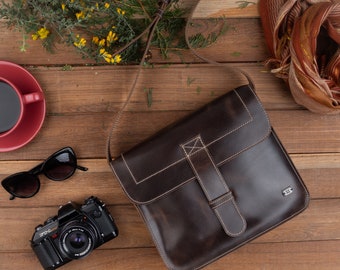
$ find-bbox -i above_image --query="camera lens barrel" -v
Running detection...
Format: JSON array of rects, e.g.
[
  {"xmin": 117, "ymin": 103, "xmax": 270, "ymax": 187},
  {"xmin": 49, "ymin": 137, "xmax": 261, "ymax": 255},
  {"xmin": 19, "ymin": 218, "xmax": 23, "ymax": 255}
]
[{"xmin": 60, "ymin": 224, "xmax": 96, "ymax": 260}]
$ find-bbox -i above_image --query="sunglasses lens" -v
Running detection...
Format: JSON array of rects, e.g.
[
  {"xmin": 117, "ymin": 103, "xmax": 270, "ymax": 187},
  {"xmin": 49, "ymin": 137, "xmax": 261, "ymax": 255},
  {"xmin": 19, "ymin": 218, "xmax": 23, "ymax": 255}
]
[
  {"xmin": 44, "ymin": 151, "xmax": 77, "ymax": 180},
  {"xmin": 2, "ymin": 173, "xmax": 39, "ymax": 198}
]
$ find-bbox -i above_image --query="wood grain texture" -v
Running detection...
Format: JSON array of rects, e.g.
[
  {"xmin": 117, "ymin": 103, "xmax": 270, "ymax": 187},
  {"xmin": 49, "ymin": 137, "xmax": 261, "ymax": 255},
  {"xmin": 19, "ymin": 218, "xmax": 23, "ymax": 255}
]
[
  {"xmin": 1, "ymin": 241, "xmax": 339, "ymax": 270},
  {"xmin": 0, "ymin": 0, "xmax": 339, "ymax": 269},
  {"xmin": 1, "ymin": 110, "xmax": 340, "ymax": 160}
]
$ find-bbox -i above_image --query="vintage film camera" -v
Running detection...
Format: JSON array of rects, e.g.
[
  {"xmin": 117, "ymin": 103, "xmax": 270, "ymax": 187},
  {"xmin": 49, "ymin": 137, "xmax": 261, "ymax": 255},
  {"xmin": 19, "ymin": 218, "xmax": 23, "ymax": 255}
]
[{"xmin": 31, "ymin": 196, "xmax": 118, "ymax": 269}]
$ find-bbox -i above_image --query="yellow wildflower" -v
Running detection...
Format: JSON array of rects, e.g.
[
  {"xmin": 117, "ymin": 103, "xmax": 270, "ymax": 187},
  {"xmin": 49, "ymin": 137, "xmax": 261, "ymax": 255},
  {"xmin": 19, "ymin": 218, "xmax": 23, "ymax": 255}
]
[
  {"xmin": 106, "ymin": 31, "xmax": 118, "ymax": 44},
  {"xmin": 76, "ymin": 11, "xmax": 85, "ymax": 20},
  {"xmin": 32, "ymin": 27, "xmax": 50, "ymax": 40},
  {"xmin": 117, "ymin": 8, "xmax": 125, "ymax": 15},
  {"xmin": 61, "ymin": 3, "xmax": 66, "ymax": 11},
  {"xmin": 92, "ymin": 36, "xmax": 99, "ymax": 45},
  {"xmin": 99, "ymin": 49, "xmax": 122, "ymax": 64},
  {"xmin": 113, "ymin": 54, "xmax": 122, "ymax": 64},
  {"xmin": 32, "ymin": 33, "xmax": 39, "ymax": 40},
  {"xmin": 38, "ymin": 27, "xmax": 50, "ymax": 39},
  {"xmin": 73, "ymin": 36, "xmax": 86, "ymax": 48},
  {"xmin": 99, "ymin": 39, "xmax": 106, "ymax": 47},
  {"xmin": 104, "ymin": 3, "xmax": 110, "ymax": 9},
  {"xmin": 99, "ymin": 48, "xmax": 112, "ymax": 63}
]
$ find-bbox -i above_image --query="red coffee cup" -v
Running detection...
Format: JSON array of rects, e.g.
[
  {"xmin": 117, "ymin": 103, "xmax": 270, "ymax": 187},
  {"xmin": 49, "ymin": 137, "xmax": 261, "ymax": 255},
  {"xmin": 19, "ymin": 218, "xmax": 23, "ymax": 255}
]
[
  {"xmin": 0, "ymin": 61, "xmax": 46, "ymax": 152},
  {"xmin": 0, "ymin": 78, "xmax": 44, "ymax": 136}
]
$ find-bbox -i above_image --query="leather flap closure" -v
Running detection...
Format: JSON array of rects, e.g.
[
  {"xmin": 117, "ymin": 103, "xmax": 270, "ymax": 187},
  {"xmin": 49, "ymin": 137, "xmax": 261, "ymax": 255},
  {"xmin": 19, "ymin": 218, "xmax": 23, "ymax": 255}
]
[
  {"xmin": 181, "ymin": 135, "xmax": 247, "ymax": 236},
  {"xmin": 111, "ymin": 85, "xmax": 271, "ymax": 204}
]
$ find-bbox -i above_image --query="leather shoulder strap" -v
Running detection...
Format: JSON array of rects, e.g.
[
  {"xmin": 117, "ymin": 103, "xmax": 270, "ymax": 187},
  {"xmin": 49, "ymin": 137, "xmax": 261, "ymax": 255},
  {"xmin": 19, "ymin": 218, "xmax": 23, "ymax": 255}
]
[
  {"xmin": 106, "ymin": 0, "xmax": 172, "ymax": 161},
  {"xmin": 107, "ymin": 0, "xmax": 254, "ymax": 161},
  {"xmin": 184, "ymin": 2, "xmax": 254, "ymax": 88}
]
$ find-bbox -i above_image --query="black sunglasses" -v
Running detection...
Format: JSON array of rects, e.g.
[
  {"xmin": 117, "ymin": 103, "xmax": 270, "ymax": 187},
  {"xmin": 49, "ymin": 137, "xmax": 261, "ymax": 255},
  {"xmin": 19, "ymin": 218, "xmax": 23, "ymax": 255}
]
[{"xmin": 1, "ymin": 147, "xmax": 88, "ymax": 200}]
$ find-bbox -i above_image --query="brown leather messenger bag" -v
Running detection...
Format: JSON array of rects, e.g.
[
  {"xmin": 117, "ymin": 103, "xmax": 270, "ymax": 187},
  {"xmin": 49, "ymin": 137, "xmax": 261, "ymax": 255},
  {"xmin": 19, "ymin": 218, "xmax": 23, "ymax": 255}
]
[{"xmin": 107, "ymin": 1, "xmax": 310, "ymax": 269}]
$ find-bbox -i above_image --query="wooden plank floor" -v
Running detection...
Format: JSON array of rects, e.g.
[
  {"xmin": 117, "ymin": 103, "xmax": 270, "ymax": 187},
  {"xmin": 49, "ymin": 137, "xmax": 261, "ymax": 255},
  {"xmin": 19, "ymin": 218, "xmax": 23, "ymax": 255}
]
[{"xmin": 0, "ymin": 1, "xmax": 339, "ymax": 269}]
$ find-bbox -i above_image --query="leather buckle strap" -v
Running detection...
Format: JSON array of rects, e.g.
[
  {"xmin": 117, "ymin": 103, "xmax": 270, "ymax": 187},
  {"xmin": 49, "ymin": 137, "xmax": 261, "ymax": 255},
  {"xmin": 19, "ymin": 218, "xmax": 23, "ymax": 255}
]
[{"xmin": 181, "ymin": 136, "xmax": 247, "ymax": 237}]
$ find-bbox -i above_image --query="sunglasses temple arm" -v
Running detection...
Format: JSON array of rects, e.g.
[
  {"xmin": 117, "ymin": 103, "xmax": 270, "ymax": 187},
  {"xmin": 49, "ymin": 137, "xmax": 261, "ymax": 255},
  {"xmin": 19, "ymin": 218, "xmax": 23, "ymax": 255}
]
[{"xmin": 77, "ymin": 165, "xmax": 88, "ymax": 171}]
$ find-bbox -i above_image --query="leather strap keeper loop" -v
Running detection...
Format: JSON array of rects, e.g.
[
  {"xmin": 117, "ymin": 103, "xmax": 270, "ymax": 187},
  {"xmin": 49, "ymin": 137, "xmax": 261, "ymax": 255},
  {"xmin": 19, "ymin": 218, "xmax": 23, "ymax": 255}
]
[
  {"xmin": 181, "ymin": 136, "xmax": 246, "ymax": 237},
  {"xmin": 209, "ymin": 192, "xmax": 233, "ymax": 208}
]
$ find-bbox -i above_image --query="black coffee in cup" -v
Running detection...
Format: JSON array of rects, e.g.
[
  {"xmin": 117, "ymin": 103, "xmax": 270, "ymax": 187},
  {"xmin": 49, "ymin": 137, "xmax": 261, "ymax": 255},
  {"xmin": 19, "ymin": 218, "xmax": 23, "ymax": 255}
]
[{"xmin": 0, "ymin": 81, "xmax": 21, "ymax": 133}]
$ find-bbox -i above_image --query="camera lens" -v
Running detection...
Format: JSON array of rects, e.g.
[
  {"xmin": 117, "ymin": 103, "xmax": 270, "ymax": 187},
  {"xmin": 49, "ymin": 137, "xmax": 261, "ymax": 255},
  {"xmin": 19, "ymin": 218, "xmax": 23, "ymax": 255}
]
[
  {"xmin": 60, "ymin": 224, "xmax": 96, "ymax": 260},
  {"xmin": 68, "ymin": 231, "xmax": 88, "ymax": 249}
]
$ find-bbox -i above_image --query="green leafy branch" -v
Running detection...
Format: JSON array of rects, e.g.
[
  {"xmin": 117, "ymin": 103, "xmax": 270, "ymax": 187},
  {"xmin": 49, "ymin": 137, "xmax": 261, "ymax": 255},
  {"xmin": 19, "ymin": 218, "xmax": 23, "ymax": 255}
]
[{"xmin": 236, "ymin": 1, "xmax": 256, "ymax": 9}]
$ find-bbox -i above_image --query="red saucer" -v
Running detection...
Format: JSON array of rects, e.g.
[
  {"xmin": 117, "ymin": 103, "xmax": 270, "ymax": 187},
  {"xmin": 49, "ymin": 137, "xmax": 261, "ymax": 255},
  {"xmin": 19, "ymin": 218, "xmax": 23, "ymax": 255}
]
[{"xmin": 0, "ymin": 61, "xmax": 46, "ymax": 152}]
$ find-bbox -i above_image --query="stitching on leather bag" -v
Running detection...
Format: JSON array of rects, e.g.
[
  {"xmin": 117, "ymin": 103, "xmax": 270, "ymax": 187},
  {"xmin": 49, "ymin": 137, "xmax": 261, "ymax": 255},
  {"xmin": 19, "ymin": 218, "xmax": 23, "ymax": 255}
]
[
  {"xmin": 121, "ymin": 153, "xmax": 185, "ymax": 184},
  {"xmin": 181, "ymin": 136, "xmax": 213, "ymax": 201},
  {"xmin": 122, "ymin": 87, "xmax": 257, "ymax": 185},
  {"xmin": 113, "ymin": 158, "xmax": 197, "ymax": 204},
  {"xmin": 236, "ymin": 87, "xmax": 271, "ymax": 132},
  {"xmin": 181, "ymin": 135, "xmax": 231, "ymax": 199},
  {"xmin": 213, "ymin": 197, "xmax": 247, "ymax": 237},
  {"xmin": 182, "ymin": 136, "xmax": 204, "ymax": 155},
  {"xmin": 179, "ymin": 140, "xmax": 247, "ymax": 238},
  {"xmin": 121, "ymin": 154, "xmax": 138, "ymax": 183},
  {"xmin": 207, "ymin": 90, "xmax": 253, "ymax": 146},
  {"xmin": 216, "ymin": 88, "xmax": 271, "ymax": 167},
  {"xmin": 181, "ymin": 136, "xmax": 247, "ymax": 237},
  {"xmin": 202, "ymin": 138, "xmax": 230, "ymax": 191}
]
